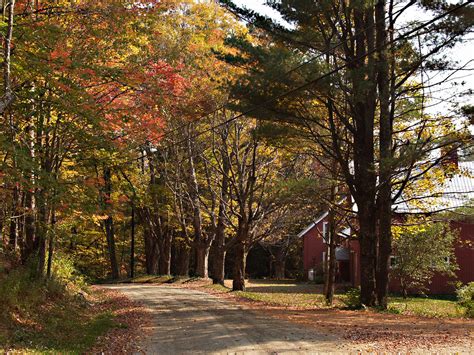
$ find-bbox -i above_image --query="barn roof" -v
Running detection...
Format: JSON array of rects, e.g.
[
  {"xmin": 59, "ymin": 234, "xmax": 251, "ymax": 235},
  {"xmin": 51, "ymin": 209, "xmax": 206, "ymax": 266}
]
[
  {"xmin": 298, "ymin": 161, "xmax": 474, "ymax": 238},
  {"xmin": 394, "ymin": 161, "xmax": 474, "ymax": 214},
  {"xmin": 297, "ymin": 211, "xmax": 328, "ymax": 238}
]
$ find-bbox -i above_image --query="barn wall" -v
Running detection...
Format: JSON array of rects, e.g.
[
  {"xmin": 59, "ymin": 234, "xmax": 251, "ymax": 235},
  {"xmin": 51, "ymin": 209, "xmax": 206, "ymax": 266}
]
[
  {"xmin": 302, "ymin": 215, "xmax": 473, "ymax": 294},
  {"xmin": 426, "ymin": 220, "xmax": 474, "ymax": 293},
  {"xmin": 303, "ymin": 218, "xmax": 327, "ymax": 276}
]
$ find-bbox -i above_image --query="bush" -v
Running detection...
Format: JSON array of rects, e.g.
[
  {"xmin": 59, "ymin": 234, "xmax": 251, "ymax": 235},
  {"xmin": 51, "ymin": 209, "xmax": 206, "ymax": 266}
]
[
  {"xmin": 0, "ymin": 255, "xmax": 86, "ymax": 317},
  {"xmin": 51, "ymin": 254, "xmax": 87, "ymax": 290},
  {"xmin": 342, "ymin": 287, "xmax": 362, "ymax": 309},
  {"xmin": 457, "ymin": 282, "xmax": 474, "ymax": 317}
]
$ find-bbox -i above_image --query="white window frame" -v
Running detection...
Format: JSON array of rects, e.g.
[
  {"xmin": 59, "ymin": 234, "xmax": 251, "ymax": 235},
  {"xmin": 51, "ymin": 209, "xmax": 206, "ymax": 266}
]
[{"xmin": 389, "ymin": 255, "xmax": 399, "ymax": 269}]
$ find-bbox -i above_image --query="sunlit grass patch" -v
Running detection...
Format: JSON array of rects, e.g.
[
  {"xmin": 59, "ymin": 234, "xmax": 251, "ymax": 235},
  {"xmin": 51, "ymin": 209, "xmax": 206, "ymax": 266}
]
[
  {"xmin": 129, "ymin": 275, "xmax": 174, "ymax": 284},
  {"xmin": 202, "ymin": 283, "xmax": 230, "ymax": 292},
  {"xmin": 236, "ymin": 291, "xmax": 328, "ymax": 308},
  {"xmin": 387, "ymin": 296, "xmax": 465, "ymax": 318}
]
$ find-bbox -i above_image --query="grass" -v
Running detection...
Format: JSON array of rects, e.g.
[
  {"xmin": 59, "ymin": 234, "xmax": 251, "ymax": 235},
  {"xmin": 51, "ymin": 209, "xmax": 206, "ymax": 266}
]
[
  {"xmin": 126, "ymin": 274, "xmax": 174, "ymax": 284},
  {"xmin": 125, "ymin": 276, "xmax": 469, "ymax": 318},
  {"xmin": 387, "ymin": 296, "xmax": 466, "ymax": 318},
  {"xmin": 0, "ymin": 264, "xmax": 121, "ymax": 353},
  {"xmin": 224, "ymin": 280, "xmax": 467, "ymax": 317},
  {"xmin": 1, "ymin": 290, "xmax": 118, "ymax": 354},
  {"xmin": 236, "ymin": 290, "xmax": 328, "ymax": 308},
  {"xmin": 4, "ymin": 307, "xmax": 117, "ymax": 354}
]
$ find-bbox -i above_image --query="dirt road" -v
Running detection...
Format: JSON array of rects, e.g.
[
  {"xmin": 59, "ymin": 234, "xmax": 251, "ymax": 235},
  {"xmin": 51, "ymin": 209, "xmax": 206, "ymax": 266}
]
[{"xmin": 103, "ymin": 284, "xmax": 348, "ymax": 354}]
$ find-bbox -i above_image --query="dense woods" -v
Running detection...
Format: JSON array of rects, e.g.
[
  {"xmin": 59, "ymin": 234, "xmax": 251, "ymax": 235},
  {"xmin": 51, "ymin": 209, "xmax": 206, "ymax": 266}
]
[{"xmin": 1, "ymin": 0, "xmax": 473, "ymax": 311}]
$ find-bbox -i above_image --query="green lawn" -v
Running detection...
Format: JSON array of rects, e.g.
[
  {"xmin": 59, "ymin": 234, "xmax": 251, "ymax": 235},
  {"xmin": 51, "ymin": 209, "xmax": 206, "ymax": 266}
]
[
  {"xmin": 224, "ymin": 280, "xmax": 468, "ymax": 318},
  {"xmin": 387, "ymin": 296, "xmax": 465, "ymax": 318},
  {"xmin": 126, "ymin": 276, "xmax": 469, "ymax": 318}
]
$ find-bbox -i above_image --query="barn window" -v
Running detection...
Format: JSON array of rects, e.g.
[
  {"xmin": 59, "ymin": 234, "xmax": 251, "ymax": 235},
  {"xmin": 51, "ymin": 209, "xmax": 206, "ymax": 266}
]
[
  {"xmin": 322, "ymin": 222, "xmax": 329, "ymax": 241},
  {"xmin": 389, "ymin": 255, "xmax": 399, "ymax": 268}
]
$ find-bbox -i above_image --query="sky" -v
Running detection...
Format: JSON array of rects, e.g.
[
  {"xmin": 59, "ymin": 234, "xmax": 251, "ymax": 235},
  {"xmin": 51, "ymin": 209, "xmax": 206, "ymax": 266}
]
[{"xmin": 233, "ymin": 0, "xmax": 474, "ymax": 117}]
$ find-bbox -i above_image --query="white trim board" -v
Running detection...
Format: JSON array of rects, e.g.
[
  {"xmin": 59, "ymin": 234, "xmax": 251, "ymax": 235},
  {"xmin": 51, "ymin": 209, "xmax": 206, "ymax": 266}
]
[{"xmin": 297, "ymin": 211, "xmax": 329, "ymax": 238}]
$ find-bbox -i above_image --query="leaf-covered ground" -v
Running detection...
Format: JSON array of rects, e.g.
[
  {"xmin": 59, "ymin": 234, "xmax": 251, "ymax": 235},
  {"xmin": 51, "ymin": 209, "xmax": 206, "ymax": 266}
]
[
  {"xmin": 162, "ymin": 278, "xmax": 474, "ymax": 352},
  {"xmin": 90, "ymin": 287, "xmax": 151, "ymax": 354}
]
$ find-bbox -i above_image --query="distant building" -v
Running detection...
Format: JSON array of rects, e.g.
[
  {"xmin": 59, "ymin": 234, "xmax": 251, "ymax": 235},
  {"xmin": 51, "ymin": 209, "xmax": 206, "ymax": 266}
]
[{"xmin": 299, "ymin": 160, "xmax": 474, "ymax": 294}]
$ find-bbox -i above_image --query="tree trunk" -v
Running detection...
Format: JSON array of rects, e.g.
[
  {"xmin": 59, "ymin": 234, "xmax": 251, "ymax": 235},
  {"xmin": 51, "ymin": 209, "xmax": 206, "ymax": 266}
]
[
  {"xmin": 102, "ymin": 167, "xmax": 119, "ymax": 280},
  {"xmin": 158, "ymin": 231, "xmax": 172, "ymax": 275},
  {"xmin": 22, "ymin": 189, "xmax": 35, "ymax": 263},
  {"xmin": 34, "ymin": 191, "xmax": 48, "ymax": 277},
  {"xmin": 195, "ymin": 243, "xmax": 210, "ymax": 278},
  {"xmin": 46, "ymin": 208, "xmax": 56, "ymax": 278},
  {"xmin": 186, "ymin": 125, "xmax": 211, "ymax": 278},
  {"xmin": 212, "ymin": 246, "xmax": 226, "ymax": 285},
  {"xmin": 274, "ymin": 259, "xmax": 286, "ymax": 279},
  {"xmin": 232, "ymin": 240, "xmax": 247, "ymax": 291},
  {"xmin": 104, "ymin": 216, "xmax": 119, "ymax": 279},
  {"xmin": 174, "ymin": 241, "xmax": 190, "ymax": 276},
  {"xmin": 324, "ymin": 224, "xmax": 337, "ymax": 305},
  {"xmin": 144, "ymin": 226, "xmax": 159, "ymax": 275},
  {"xmin": 0, "ymin": 0, "xmax": 15, "ymax": 114},
  {"xmin": 8, "ymin": 186, "xmax": 19, "ymax": 250},
  {"xmin": 273, "ymin": 247, "xmax": 286, "ymax": 279},
  {"xmin": 129, "ymin": 204, "xmax": 135, "ymax": 278},
  {"xmin": 375, "ymin": 0, "xmax": 393, "ymax": 310},
  {"xmin": 400, "ymin": 278, "xmax": 408, "ymax": 299},
  {"xmin": 359, "ymin": 210, "xmax": 377, "ymax": 307}
]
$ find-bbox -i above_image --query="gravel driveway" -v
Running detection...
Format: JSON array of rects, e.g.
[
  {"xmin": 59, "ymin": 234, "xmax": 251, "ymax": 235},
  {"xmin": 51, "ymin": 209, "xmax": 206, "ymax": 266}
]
[{"xmin": 103, "ymin": 284, "xmax": 347, "ymax": 354}]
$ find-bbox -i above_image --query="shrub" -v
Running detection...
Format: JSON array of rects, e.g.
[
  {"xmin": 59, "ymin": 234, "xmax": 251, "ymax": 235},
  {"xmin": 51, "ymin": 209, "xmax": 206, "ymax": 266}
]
[
  {"xmin": 0, "ymin": 263, "xmax": 47, "ymax": 314},
  {"xmin": 51, "ymin": 254, "xmax": 87, "ymax": 290},
  {"xmin": 391, "ymin": 220, "xmax": 458, "ymax": 297},
  {"xmin": 342, "ymin": 287, "xmax": 362, "ymax": 309},
  {"xmin": 457, "ymin": 282, "xmax": 474, "ymax": 317},
  {"xmin": 0, "ymin": 255, "xmax": 86, "ymax": 318}
]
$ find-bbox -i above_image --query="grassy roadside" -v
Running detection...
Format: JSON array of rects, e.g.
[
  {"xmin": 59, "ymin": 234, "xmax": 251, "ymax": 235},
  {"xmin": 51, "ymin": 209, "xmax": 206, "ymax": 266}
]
[
  {"xmin": 0, "ymin": 282, "xmax": 117, "ymax": 353},
  {"xmin": 0, "ymin": 261, "xmax": 143, "ymax": 353},
  {"xmin": 127, "ymin": 276, "xmax": 468, "ymax": 318}
]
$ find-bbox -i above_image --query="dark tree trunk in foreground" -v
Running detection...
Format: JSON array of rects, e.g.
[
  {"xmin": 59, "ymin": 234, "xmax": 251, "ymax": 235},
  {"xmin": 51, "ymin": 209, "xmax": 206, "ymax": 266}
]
[
  {"xmin": 359, "ymin": 209, "xmax": 377, "ymax": 306},
  {"xmin": 324, "ymin": 182, "xmax": 338, "ymax": 305},
  {"xmin": 324, "ymin": 210, "xmax": 337, "ymax": 305},
  {"xmin": 375, "ymin": 0, "xmax": 393, "ymax": 309}
]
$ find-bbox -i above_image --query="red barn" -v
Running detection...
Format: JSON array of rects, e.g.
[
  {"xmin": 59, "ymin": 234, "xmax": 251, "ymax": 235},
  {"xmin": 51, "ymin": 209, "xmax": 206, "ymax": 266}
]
[{"xmin": 300, "ymin": 161, "xmax": 474, "ymax": 294}]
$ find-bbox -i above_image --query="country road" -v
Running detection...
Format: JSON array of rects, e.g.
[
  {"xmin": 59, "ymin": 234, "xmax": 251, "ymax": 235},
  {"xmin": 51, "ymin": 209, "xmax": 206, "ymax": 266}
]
[{"xmin": 102, "ymin": 284, "xmax": 347, "ymax": 354}]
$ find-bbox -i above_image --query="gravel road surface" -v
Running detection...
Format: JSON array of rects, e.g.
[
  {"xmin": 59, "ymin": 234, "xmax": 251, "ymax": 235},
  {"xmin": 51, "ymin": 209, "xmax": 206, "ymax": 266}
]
[{"xmin": 103, "ymin": 284, "xmax": 347, "ymax": 354}]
